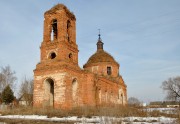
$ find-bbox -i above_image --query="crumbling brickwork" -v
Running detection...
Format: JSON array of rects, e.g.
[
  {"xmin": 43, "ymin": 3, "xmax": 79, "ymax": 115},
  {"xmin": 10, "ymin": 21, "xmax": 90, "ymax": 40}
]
[{"xmin": 33, "ymin": 4, "xmax": 127, "ymax": 109}]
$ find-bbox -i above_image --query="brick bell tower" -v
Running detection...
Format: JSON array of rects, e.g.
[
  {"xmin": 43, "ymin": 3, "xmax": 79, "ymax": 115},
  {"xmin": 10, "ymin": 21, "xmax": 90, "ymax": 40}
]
[
  {"xmin": 41, "ymin": 4, "xmax": 78, "ymax": 65},
  {"xmin": 33, "ymin": 4, "xmax": 80, "ymax": 108}
]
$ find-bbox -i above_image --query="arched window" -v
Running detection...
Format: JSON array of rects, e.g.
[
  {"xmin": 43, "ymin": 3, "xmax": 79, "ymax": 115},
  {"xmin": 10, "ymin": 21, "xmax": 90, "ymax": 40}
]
[
  {"xmin": 69, "ymin": 53, "xmax": 72, "ymax": 60},
  {"xmin": 44, "ymin": 78, "xmax": 54, "ymax": 107},
  {"xmin": 51, "ymin": 19, "xmax": 57, "ymax": 41},
  {"xmin": 67, "ymin": 20, "xmax": 71, "ymax": 42},
  {"xmin": 72, "ymin": 78, "xmax": 78, "ymax": 105}
]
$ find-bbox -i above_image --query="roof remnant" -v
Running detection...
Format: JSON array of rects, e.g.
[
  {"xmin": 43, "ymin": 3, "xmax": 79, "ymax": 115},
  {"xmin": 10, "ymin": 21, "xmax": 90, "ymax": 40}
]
[{"xmin": 45, "ymin": 4, "xmax": 76, "ymax": 20}]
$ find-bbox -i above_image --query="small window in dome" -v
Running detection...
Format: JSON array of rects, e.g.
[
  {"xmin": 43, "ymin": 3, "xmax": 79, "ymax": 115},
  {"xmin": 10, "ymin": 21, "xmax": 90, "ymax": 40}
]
[{"xmin": 107, "ymin": 66, "xmax": 112, "ymax": 75}]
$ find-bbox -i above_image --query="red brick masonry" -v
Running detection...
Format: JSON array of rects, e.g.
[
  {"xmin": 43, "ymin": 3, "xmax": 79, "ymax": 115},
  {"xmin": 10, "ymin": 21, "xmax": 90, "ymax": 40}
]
[{"xmin": 33, "ymin": 4, "xmax": 127, "ymax": 109}]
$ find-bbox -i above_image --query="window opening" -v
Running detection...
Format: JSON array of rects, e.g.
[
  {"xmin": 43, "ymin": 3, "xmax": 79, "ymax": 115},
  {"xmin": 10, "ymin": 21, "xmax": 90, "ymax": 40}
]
[
  {"xmin": 67, "ymin": 36, "xmax": 70, "ymax": 42},
  {"xmin": 50, "ymin": 52, "xmax": 56, "ymax": 59},
  {"xmin": 72, "ymin": 79, "xmax": 78, "ymax": 106},
  {"xmin": 107, "ymin": 66, "xmax": 112, "ymax": 75},
  {"xmin": 51, "ymin": 30, "xmax": 53, "ymax": 41},
  {"xmin": 51, "ymin": 19, "xmax": 57, "ymax": 41},
  {"xmin": 69, "ymin": 53, "xmax": 72, "ymax": 59},
  {"xmin": 67, "ymin": 20, "xmax": 71, "ymax": 42}
]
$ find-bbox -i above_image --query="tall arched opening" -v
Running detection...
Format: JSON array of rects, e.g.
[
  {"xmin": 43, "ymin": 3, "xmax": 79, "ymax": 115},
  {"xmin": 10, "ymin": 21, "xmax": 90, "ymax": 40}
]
[
  {"xmin": 44, "ymin": 78, "xmax": 54, "ymax": 107},
  {"xmin": 72, "ymin": 78, "xmax": 78, "ymax": 106}
]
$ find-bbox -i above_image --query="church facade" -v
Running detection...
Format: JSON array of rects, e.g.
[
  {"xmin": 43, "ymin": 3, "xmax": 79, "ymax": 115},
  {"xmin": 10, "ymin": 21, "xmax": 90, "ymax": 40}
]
[{"xmin": 33, "ymin": 4, "xmax": 127, "ymax": 109}]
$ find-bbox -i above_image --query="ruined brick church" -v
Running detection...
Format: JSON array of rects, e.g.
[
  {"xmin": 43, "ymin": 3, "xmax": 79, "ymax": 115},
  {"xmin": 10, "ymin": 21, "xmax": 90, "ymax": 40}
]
[{"xmin": 33, "ymin": 4, "xmax": 127, "ymax": 109}]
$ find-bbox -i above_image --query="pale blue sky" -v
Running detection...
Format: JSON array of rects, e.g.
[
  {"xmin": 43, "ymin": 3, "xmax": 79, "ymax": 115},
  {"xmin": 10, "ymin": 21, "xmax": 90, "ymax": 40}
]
[{"xmin": 0, "ymin": 0, "xmax": 180, "ymax": 103}]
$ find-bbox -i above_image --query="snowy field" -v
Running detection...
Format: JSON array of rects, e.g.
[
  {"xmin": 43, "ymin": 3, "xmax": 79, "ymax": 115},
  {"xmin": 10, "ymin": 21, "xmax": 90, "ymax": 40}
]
[
  {"xmin": 0, "ymin": 115, "xmax": 177, "ymax": 124},
  {"xmin": 145, "ymin": 107, "xmax": 177, "ymax": 114}
]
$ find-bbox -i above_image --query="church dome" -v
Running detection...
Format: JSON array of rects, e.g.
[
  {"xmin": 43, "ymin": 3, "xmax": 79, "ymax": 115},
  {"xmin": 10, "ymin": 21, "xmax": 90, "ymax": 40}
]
[
  {"xmin": 83, "ymin": 33, "xmax": 119, "ymax": 68},
  {"xmin": 83, "ymin": 50, "xmax": 119, "ymax": 68}
]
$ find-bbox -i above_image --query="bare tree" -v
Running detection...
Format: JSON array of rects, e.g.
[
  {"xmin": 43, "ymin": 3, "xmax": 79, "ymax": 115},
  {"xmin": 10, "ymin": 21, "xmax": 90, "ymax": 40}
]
[
  {"xmin": 161, "ymin": 76, "xmax": 180, "ymax": 102},
  {"xmin": 0, "ymin": 66, "xmax": 17, "ymax": 92},
  {"xmin": 128, "ymin": 97, "xmax": 141, "ymax": 107},
  {"xmin": 19, "ymin": 77, "xmax": 33, "ymax": 95},
  {"xmin": 19, "ymin": 77, "xmax": 33, "ymax": 105}
]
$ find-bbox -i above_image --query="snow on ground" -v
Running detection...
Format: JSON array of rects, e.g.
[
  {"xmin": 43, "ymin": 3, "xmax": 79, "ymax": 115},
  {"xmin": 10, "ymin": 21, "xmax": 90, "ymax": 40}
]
[
  {"xmin": 0, "ymin": 115, "xmax": 177, "ymax": 124},
  {"xmin": 145, "ymin": 107, "xmax": 178, "ymax": 114}
]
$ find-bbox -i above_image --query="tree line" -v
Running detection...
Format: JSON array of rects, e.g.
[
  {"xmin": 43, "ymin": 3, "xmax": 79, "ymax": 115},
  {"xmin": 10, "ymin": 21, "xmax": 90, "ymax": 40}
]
[{"xmin": 0, "ymin": 65, "xmax": 33, "ymax": 105}]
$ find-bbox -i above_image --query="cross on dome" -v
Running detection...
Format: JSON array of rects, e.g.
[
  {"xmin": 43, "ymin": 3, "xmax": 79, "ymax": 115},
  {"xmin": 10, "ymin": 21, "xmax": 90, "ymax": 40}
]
[{"xmin": 97, "ymin": 29, "xmax": 104, "ymax": 51}]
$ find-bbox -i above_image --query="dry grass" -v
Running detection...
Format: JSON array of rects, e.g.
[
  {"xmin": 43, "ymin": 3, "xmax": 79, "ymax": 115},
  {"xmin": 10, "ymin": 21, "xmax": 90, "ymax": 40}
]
[
  {"xmin": 177, "ymin": 111, "xmax": 180, "ymax": 124},
  {"xmin": 0, "ymin": 106, "xmax": 179, "ymax": 124},
  {"xmin": 0, "ymin": 105, "xmax": 178, "ymax": 118},
  {"xmin": 1, "ymin": 106, "xmax": 142, "ymax": 117},
  {"xmin": 0, "ymin": 118, "xmax": 74, "ymax": 124}
]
